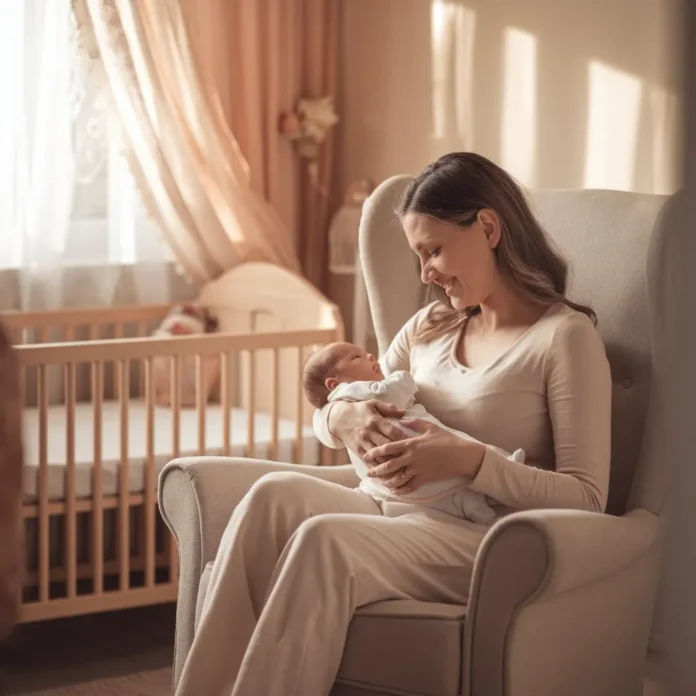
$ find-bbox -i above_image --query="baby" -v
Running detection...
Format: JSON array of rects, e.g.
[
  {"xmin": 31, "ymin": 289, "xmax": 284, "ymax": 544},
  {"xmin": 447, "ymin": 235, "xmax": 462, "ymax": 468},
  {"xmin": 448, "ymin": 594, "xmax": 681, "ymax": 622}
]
[{"xmin": 303, "ymin": 342, "xmax": 525, "ymax": 525}]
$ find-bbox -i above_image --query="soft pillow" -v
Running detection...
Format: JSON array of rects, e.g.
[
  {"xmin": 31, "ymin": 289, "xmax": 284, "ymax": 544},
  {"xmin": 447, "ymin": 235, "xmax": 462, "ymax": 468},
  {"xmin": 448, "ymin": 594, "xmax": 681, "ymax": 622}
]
[{"xmin": 151, "ymin": 305, "xmax": 220, "ymax": 407}]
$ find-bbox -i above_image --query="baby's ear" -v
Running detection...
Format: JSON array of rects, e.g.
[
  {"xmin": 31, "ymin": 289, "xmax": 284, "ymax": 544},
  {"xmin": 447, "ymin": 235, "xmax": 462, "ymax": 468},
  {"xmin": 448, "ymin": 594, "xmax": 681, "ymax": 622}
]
[{"xmin": 325, "ymin": 377, "xmax": 338, "ymax": 393}]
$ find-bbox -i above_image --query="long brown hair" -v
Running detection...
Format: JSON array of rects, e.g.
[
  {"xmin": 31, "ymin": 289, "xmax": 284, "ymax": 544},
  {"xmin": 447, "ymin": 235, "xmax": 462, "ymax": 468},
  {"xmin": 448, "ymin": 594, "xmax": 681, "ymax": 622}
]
[{"xmin": 399, "ymin": 152, "xmax": 596, "ymax": 343}]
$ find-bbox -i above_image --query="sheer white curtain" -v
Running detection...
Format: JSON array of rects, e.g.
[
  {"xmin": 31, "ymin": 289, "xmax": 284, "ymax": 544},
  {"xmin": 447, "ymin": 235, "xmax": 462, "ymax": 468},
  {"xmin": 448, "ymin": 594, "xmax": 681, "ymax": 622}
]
[{"xmin": 0, "ymin": 0, "xmax": 175, "ymax": 312}]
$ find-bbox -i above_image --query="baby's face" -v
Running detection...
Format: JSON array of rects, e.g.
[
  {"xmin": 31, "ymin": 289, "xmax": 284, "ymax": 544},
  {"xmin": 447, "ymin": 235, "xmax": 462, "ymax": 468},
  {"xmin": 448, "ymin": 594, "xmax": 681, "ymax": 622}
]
[{"xmin": 330, "ymin": 343, "xmax": 383, "ymax": 384}]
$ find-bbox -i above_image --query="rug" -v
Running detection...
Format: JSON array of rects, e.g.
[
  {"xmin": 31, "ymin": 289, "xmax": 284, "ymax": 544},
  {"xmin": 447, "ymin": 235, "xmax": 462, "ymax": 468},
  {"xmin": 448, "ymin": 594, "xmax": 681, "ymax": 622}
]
[
  {"xmin": 1, "ymin": 604, "xmax": 175, "ymax": 696},
  {"xmin": 15, "ymin": 668, "xmax": 171, "ymax": 696}
]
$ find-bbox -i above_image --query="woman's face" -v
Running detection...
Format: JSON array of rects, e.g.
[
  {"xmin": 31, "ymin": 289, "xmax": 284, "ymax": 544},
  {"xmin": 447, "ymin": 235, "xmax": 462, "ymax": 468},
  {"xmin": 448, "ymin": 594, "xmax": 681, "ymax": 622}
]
[{"xmin": 402, "ymin": 211, "xmax": 500, "ymax": 310}]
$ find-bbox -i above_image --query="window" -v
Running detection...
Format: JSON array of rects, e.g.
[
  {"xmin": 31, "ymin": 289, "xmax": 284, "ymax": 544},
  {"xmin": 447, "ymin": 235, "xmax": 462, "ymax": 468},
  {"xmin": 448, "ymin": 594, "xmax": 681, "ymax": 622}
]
[{"xmin": 0, "ymin": 0, "xmax": 168, "ymax": 272}]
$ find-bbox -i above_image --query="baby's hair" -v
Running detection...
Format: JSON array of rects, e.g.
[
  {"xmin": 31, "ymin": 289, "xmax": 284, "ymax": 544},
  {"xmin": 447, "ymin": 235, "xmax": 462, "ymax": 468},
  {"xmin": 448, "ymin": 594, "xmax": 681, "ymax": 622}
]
[{"xmin": 302, "ymin": 343, "xmax": 345, "ymax": 409}]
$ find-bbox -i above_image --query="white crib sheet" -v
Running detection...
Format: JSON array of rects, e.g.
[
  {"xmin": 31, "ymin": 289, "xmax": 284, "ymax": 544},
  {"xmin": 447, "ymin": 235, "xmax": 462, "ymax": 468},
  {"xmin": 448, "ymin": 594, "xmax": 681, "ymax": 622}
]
[{"xmin": 23, "ymin": 401, "xmax": 320, "ymax": 502}]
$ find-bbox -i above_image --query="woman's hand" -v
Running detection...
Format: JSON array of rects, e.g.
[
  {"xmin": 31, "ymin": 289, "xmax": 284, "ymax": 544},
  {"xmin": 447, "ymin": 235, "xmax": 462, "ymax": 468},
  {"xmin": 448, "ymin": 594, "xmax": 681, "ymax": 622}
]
[
  {"xmin": 363, "ymin": 419, "xmax": 486, "ymax": 495},
  {"xmin": 327, "ymin": 399, "xmax": 408, "ymax": 459}
]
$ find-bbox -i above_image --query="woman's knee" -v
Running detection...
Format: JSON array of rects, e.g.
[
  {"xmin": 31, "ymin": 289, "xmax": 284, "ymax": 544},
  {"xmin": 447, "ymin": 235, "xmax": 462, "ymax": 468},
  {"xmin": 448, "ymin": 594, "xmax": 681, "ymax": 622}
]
[
  {"xmin": 248, "ymin": 470, "xmax": 319, "ymax": 505},
  {"xmin": 292, "ymin": 515, "xmax": 355, "ymax": 564}
]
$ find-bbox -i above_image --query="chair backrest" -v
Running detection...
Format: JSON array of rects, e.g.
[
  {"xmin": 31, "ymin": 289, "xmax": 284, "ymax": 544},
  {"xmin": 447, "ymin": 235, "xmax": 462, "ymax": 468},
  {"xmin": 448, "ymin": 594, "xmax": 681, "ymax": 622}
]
[{"xmin": 359, "ymin": 175, "xmax": 669, "ymax": 516}]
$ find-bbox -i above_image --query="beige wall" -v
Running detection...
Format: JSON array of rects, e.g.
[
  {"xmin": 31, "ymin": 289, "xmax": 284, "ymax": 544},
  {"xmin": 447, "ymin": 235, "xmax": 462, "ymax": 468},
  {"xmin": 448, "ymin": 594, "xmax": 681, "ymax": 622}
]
[
  {"xmin": 336, "ymin": 0, "xmax": 682, "ymax": 195},
  {"xmin": 331, "ymin": 0, "xmax": 681, "ymax": 341}
]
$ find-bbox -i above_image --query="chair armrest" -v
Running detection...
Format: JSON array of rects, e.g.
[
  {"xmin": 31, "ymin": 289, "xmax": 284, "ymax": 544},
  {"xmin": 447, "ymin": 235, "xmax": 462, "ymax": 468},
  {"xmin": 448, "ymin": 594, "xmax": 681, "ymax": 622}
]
[
  {"xmin": 463, "ymin": 508, "xmax": 662, "ymax": 696},
  {"xmin": 157, "ymin": 456, "xmax": 359, "ymax": 686}
]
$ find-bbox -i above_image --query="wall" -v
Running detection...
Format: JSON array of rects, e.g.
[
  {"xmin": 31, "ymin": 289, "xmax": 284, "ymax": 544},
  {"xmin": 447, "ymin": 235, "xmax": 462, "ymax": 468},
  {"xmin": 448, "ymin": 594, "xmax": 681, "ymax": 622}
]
[
  {"xmin": 336, "ymin": 0, "xmax": 682, "ymax": 194},
  {"xmin": 331, "ymin": 0, "xmax": 682, "ymax": 342}
]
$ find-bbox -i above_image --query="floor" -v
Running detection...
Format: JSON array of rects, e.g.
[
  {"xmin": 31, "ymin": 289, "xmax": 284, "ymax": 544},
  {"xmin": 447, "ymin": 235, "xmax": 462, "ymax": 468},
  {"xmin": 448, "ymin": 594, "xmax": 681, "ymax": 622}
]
[
  {"xmin": 0, "ymin": 604, "xmax": 175, "ymax": 695},
  {"xmin": 0, "ymin": 604, "xmax": 666, "ymax": 696}
]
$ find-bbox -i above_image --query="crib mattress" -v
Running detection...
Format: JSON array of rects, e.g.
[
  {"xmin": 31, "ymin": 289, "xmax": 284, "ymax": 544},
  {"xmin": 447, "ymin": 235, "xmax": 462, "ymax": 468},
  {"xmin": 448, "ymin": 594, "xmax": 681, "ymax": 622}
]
[{"xmin": 22, "ymin": 401, "xmax": 320, "ymax": 502}]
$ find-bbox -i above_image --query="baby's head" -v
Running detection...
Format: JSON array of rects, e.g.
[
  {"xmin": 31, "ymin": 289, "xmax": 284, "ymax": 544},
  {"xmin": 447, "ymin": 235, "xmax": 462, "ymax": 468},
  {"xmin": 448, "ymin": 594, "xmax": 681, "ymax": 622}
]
[{"xmin": 302, "ymin": 342, "xmax": 383, "ymax": 409}]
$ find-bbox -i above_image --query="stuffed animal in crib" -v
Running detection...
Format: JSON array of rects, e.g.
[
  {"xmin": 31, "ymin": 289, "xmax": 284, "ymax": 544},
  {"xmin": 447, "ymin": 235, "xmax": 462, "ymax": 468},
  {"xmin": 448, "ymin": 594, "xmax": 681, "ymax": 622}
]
[{"xmin": 151, "ymin": 304, "xmax": 221, "ymax": 407}]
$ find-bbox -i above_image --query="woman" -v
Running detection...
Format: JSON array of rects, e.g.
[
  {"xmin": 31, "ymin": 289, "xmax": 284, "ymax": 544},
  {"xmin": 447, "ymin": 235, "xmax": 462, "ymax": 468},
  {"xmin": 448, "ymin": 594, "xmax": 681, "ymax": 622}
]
[{"xmin": 175, "ymin": 153, "xmax": 612, "ymax": 696}]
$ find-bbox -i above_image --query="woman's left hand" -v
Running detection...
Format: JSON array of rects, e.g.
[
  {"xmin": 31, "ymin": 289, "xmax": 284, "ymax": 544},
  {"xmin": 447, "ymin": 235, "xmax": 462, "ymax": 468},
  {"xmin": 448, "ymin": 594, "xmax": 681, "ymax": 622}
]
[{"xmin": 363, "ymin": 419, "xmax": 486, "ymax": 495}]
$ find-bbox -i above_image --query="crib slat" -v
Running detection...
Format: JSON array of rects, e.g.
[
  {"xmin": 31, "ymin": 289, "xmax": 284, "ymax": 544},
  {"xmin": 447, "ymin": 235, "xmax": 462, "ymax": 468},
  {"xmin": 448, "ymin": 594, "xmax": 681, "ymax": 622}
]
[
  {"xmin": 64, "ymin": 325, "xmax": 75, "ymax": 342},
  {"xmin": 92, "ymin": 360, "xmax": 104, "ymax": 595},
  {"xmin": 138, "ymin": 321, "xmax": 148, "ymax": 398},
  {"xmin": 246, "ymin": 349, "xmax": 255, "ymax": 458},
  {"xmin": 221, "ymin": 352, "xmax": 231, "ymax": 456},
  {"xmin": 65, "ymin": 362, "xmax": 77, "ymax": 599},
  {"xmin": 113, "ymin": 323, "xmax": 124, "ymax": 401},
  {"xmin": 18, "ymin": 364, "xmax": 25, "ymax": 411},
  {"xmin": 196, "ymin": 355, "xmax": 205, "ymax": 455},
  {"xmin": 145, "ymin": 358, "xmax": 156, "ymax": 588},
  {"xmin": 38, "ymin": 327, "xmax": 47, "ymax": 345},
  {"xmin": 37, "ymin": 365, "xmax": 49, "ymax": 602},
  {"xmin": 118, "ymin": 360, "xmax": 130, "ymax": 592},
  {"xmin": 171, "ymin": 356, "xmax": 181, "ymax": 458},
  {"xmin": 295, "ymin": 346, "xmax": 304, "ymax": 464},
  {"xmin": 270, "ymin": 348, "xmax": 280, "ymax": 461}
]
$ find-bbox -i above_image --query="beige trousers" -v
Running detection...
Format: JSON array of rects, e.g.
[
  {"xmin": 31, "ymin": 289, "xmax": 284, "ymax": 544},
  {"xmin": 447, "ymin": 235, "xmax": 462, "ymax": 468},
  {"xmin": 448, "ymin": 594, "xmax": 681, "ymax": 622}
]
[{"xmin": 175, "ymin": 471, "xmax": 487, "ymax": 696}]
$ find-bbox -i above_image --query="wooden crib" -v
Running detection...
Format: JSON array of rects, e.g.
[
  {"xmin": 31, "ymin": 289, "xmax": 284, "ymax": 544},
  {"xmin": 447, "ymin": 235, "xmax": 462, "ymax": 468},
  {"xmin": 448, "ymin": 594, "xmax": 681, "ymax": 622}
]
[{"xmin": 3, "ymin": 263, "xmax": 344, "ymax": 624}]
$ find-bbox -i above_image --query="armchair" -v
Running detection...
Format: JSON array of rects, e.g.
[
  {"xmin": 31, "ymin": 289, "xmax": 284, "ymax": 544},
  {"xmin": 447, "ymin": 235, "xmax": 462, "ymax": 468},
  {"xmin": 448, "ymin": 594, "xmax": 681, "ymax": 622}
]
[{"xmin": 160, "ymin": 177, "xmax": 668, "ymax": 696}]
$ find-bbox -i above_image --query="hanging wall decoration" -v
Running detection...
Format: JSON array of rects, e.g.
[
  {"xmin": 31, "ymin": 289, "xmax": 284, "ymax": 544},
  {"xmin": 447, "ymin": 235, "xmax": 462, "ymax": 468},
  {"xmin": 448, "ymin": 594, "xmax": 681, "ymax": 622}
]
[{"xmin": 279, "ymin": 96, "xmax": 339, "ymax": 193}]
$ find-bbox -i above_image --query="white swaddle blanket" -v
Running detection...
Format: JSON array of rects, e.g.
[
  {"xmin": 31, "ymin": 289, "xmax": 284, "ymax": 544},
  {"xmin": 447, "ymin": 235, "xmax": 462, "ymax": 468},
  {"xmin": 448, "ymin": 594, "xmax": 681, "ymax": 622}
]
[{"xmin": 328, "ymin": 370, "xmax": 525, "ymax": 524}]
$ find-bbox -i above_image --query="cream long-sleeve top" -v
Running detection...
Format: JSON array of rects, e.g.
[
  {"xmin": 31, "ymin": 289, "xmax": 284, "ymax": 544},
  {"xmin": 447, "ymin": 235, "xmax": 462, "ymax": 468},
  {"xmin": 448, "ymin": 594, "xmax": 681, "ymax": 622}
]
[{"xmin": 313, "ymin": 302, "xmax": 613, "ymax": 516}]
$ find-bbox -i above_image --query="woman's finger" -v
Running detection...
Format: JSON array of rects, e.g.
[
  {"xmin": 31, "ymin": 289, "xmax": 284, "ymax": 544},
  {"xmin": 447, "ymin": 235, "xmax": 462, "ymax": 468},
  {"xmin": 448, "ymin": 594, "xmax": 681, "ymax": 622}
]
[
  {"xmin": 382, "ymin": 467, "xmax": 415, "ymax": 491},
  {"xmin": 365, "ymin": 430, "xmax": 392, "ymax": 450},
  {"xmin": 359, "ymin": 440, "xmax": 390, "ymax": 466},
  {"xmin": 365, "ymin": 453, "xmax": 409, "ymax": 479},
  {"xmin": 372, "ymin": 401, "xmax": 406, "ymax": 420},
  {"xmin": 364, "ymin": 440, "xmax": 406, "ymax": 464},
  {"xmin": 379, "ymin": 421, "xmax": 408, "ymax": 443},
  {"xmin": 398, "ymin": 418, "xmax": 433, "ymax": 434}
]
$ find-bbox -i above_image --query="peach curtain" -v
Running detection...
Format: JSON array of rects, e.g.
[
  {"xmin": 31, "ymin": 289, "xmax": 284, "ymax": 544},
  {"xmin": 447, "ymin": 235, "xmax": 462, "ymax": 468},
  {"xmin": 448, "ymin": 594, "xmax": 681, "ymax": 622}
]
[
  {"xmin": 71, "ymin": 0, "xmax": 301, "ymax": 285},
  {"xmin": 188, "ymin": 0, "xmax": 340, "ymax": 291}
]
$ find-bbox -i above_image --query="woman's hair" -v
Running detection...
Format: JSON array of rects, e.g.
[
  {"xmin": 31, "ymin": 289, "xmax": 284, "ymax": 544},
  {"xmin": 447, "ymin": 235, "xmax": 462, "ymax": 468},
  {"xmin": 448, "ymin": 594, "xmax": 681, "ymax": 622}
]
[{"xmin": 398, "ymin": 152, "xmax": 596, "ymax": 343}]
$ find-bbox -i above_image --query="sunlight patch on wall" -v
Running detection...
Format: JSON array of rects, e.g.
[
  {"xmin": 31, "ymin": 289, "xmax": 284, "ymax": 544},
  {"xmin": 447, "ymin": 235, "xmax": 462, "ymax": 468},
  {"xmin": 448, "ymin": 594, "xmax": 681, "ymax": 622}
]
[
  {"xmin": 501, "ymin": 27, "xmax": 537, "ymax": 186},
  {"xmin": 648, "ymin": 85, "xmax": 682, "ymax": 195},
  {"xmin": 584, "ymin": 61, "xmax": 643, "ymax": 191},
  {"xmin": 430, "ymin": 1, "xmax": 476, "ymax": 149}
]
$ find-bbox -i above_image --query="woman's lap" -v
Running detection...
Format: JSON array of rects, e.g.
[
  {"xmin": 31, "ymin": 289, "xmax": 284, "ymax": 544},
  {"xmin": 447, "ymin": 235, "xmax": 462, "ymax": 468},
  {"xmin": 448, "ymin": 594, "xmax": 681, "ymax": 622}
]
[
  {"xmin": 176, "ymin": 471, "xmax": 486, "ymax": 696},
  {"xmin": 239, "ymin": 471, "xmax": 486, "ymax": 604}
]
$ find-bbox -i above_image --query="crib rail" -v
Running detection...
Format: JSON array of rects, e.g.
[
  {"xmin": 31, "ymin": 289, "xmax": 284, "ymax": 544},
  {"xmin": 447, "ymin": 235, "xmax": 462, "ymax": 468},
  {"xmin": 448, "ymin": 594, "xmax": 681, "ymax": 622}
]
[
  {"xmin": 17, "ymin": 328, "xmax": 334, "ymax": 364},
  {"xmin": 3, "ymin": 303, "xmax": 172, "ymax": 346},
  {"xmin": 2, "ymin": 303, "xmax": 172, "ymax": 329},
  {"xmin": 17, "ymin": 326, "xmax": 341, "ymax": 623}
]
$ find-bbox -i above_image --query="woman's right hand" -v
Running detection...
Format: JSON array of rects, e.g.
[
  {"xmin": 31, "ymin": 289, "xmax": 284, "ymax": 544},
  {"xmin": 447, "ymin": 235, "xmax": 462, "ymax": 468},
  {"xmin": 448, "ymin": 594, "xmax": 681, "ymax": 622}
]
[{"xmin": 327, "ymin": 400, "xmax": 407, "ymax": 460}]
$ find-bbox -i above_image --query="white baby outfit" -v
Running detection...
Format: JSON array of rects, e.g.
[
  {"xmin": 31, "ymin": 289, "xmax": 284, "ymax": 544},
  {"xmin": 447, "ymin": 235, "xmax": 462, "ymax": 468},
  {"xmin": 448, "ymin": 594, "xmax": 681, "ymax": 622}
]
[{"xmin": 328, "ymin": 370, "xmax": 525, "ymax": 525}]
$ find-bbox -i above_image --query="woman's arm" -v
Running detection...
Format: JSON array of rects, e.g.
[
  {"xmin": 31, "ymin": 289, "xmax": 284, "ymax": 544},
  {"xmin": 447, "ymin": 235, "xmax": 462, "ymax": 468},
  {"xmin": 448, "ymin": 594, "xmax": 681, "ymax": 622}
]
[{"xmin": 468, "ymin": 314, "xmax": 612, "ymax": 513}]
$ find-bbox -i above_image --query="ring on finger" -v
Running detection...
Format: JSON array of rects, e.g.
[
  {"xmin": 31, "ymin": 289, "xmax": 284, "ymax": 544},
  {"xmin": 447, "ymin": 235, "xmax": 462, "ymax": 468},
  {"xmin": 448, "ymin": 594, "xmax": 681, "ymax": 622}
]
[{"xmin": 400, "ymin": 467, "xmax": 412, "ymax": 483}]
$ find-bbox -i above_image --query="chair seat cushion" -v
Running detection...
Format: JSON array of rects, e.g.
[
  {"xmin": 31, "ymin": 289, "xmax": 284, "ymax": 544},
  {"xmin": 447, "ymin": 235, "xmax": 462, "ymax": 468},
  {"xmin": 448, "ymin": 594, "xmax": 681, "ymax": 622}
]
[
  {"xmin": 196, "ymin": 563, "xmax": 465, "ymax": 696},
  {"xmin": 338, "ymin": 599, "xmax": 465, "ymax": 696}
]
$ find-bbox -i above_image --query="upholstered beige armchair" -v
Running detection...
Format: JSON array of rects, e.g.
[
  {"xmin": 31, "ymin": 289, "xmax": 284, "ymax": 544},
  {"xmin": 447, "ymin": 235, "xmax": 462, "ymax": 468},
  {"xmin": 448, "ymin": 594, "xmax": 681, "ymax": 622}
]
[{"xmin": 159, "ymin": 178, "xmax": 668, "ymax": 696}]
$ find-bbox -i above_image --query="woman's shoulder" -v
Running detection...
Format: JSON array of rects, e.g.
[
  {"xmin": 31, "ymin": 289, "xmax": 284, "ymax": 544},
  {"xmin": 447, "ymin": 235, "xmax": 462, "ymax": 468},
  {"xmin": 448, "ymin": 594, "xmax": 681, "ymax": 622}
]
[
  {"xmin": 543, "ymin": 302, "xmax": 601, "ymax": 339},
  {"xmin": 541, "ymin": 303, "xmax": 609, "ymax": 372}
]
